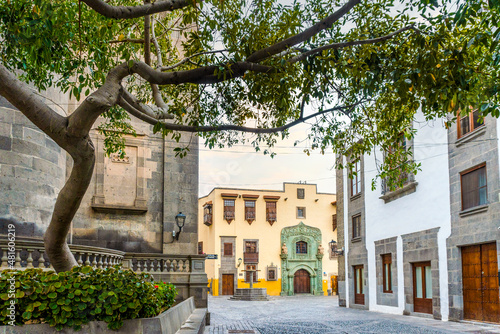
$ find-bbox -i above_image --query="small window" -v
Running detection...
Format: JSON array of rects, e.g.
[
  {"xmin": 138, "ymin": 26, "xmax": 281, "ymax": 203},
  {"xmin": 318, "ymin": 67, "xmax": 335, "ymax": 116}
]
[
  {"xmin": 223, "ymin": 242, "xmax": 233, "ymax": 256},
  {"xmin": 198, "ymin": 241, "xmax": 203, "ymax": 255},
  {"xmin": 352, "ymin": 214, "xmax": 361, "ymax": 239},
  {"xmin": 267, "ymin": 267, "xmax": 277, "ymax": 281},
  {"xmin": 351, "ymin": 160, "xmax": 361, "ymax": 196},
  {"xmin": 245, "ymin": 200, "xmax": 256, "ymax": 221},
  {"xmin": 458, "ymin": 109, "xmax": 484, "ymax": 138},
  {"xmin": 296, "ymin": 241, "xmax": 307, "ymax": 254},
  {"xmin": 266, "ymin": 201, "xmax": 277, "ymax": 224},
  {"xmin": 297, "ymin": 207, "xmax": 306, "ymax": 218},
  {"xmin": 383, "ymin": 133, "xmax": 412, "ymax": 193},
  {"xmin": 297, "ymin": 188, "xmax": 305, "ymax": 199},
  {"xmin": 224, "ymin": 199, "xmax": 235, "ymax": 222},
  {"xmin": 332, "ymin": 214, "xmax": 337, "ymax": 231},
  {"xmin": 461, "ymin": 164, "xmax": 487, "ymax": 210},
  {"xmin": 382, "ymin": 254, "xmax": 392, "ymax": 293},
  {"xmin": 245, "ymin": 264, "xmax": 257, "ymax": 283}
]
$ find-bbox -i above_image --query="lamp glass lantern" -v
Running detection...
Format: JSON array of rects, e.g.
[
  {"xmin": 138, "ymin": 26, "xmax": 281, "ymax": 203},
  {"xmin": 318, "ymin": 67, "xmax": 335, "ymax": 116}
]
[
  {"xmin": 175, "ymin": 212, "xmax": 186, "ymax": 229},
  {"xmin": 174, "ymin": 212, "xmax": 186, "ymax": 240}
]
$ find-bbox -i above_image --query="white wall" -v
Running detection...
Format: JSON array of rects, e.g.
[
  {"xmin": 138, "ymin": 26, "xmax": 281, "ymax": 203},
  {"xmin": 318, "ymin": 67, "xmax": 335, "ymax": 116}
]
[{"xmin": 363, "ymin": 112, "xmax": 451, "ymax": 319}]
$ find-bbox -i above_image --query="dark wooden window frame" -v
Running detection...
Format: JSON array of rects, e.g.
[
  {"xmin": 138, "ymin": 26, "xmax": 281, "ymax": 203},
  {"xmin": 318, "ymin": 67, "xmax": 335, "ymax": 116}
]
[
  {"xmin": 297, "ymin": 188, "xmax": 305, "ymax": 199},
  {"xmin": 198, "ymin": 241, "xmax": 203, "ymax": 255},
  {"xmin": 265, "ymin": 200, "xmax": 278, "ymax": 225},
  {"xmin": 382, "ymin": 253, "xmax": 392, "ymax": 293},
  {"xmin": 244, "ymin": 200, "xmax": 256, "ymax": 222},
  {"xmin": 457, "ymin": 108, "xmax": 484, "ymax": 139},
  {"xmin": 223, "ymin": 242, "xmax": 233, "ymax": 256},
  {"xmin": 350, "ymin": 160, "xmax": 361, "ymax": 197},
  {"xmin": 296, "ymin": 241, "xmax": 307, "ymax": 254},
  {"xmin": 460, "ymin": 163, "xmax": 488, "ymax": 211},
  {"xmin": 223, "ymin": 199, "xmax": 235, "ymax": 223},
  {"xmin": 352, "ymin": 214, "xmax": 361, "ymax": 239},
  {"xmin": 203, "ymin": 204, "xmax": 213, "ymax": 226}
]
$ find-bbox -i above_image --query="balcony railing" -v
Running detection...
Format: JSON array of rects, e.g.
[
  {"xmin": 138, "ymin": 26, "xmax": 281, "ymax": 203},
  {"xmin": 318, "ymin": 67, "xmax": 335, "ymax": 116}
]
[
  {"xmin": 245, "ymin": 211, "xmax": 256, "ymax": 220},
  {"xmin": 0, "ymin": 237, "xmax": 124, "ymax": 270},
  {"xmin": 0, "ymin": 236, "xmax": 205, "ymax": 274},
  {"xmin": 381, "ymin": 172, "xmax": 415, "ymax": 195},
  {"xmin": 224, "ymin": 210, "xmax": 235, "ymax": 221},
  {"xmin": 243, "ymin": 252, "xmax": 259, "ymax": 263},
  {"xmin": 266, "ymin": 212, "xmax": 277, "ymax": 221}
]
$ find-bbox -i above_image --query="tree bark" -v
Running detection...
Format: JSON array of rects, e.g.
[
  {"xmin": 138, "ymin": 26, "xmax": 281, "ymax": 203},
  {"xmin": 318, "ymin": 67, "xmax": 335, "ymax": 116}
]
[{"xmin": 44, "ymin": 136, "xmax": 96, "ymax": 272}]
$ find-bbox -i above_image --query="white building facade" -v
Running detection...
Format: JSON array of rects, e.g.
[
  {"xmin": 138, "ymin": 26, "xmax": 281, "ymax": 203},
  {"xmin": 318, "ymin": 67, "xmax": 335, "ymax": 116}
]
[{"xmin": 336, "ymin": 110, "xmax": 500, "ymax": 322}]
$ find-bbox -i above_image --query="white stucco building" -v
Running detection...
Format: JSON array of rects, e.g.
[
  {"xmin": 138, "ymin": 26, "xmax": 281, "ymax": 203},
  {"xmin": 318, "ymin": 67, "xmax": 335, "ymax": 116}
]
[{"xmin": 336, "ymin": 110, "xmax": 500, "ymax": 322}]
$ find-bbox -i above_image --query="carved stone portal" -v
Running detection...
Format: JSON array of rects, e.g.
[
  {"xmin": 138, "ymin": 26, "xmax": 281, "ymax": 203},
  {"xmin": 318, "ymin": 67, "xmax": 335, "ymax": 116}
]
[{"xmin": 280, "ymin": 222, "xmax": 324, "ymax": 296}]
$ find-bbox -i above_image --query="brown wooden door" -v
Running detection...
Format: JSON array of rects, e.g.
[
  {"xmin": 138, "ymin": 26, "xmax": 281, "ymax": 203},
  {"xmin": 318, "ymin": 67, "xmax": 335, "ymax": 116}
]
[
  {"xmin": 353, "ymin": 265, "xmax": 365, "ymax": 305},
  {"xmin": 462, "ymin": 243, "xmax": 500, "ymax": 323},
  {"xmin": 294, "ymin": 269, "xmax": 310, "ymax": 293},
  {"xmin": 413, "ymin": 262, "xmax": 432, "ymax": 314},
  {"xmin": 222, "ymin": 274, "xmax": 234, "ymax": 295}
]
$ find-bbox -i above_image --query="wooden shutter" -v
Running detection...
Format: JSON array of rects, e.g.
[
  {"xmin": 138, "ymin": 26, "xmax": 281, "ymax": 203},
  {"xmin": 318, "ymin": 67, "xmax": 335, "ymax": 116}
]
[{"xmin": 223, "ymin": 242, "xmax": 233, "ymax": 256}]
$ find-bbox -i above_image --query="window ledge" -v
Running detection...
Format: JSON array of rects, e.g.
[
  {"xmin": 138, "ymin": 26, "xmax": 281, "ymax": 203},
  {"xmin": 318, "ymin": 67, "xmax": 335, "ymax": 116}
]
[
  {"xmin": 459, "ymin": 204, "xmax": 488, "ymax": 217},
  {"xmin": 351, "ymin": 237, "xmax": 362, "ymax": 243},
  {"xmin": 379, "ymin": 182, "xmax": 418, "ymax": 204},
  {"xmin": 91, "ymin": 203, "xmax": 147, "ymax": 215},
  {"xmin": 456, "ymin": 126, "xmax": 486, "ymax": 147},
  {"xmin": 350, "ymin": 193, "xmax": 362, "ymax": 201}
]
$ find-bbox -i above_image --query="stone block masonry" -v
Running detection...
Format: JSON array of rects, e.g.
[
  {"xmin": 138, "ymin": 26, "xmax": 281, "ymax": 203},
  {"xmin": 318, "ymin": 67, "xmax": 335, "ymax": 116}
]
[{"xmin": 0, "ymin": 107, "xmax": 66, "ymax": 235}]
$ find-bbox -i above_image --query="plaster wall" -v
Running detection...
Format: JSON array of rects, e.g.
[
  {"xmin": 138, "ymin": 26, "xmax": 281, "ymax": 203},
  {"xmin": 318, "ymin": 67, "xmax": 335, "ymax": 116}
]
[
  {"xmin": 363, "ymin": 113, "xmax": 451, "ymax": 319},
  {"xmin": 198, "ymin": 183, "xmax": 337, "ymax": 295}
]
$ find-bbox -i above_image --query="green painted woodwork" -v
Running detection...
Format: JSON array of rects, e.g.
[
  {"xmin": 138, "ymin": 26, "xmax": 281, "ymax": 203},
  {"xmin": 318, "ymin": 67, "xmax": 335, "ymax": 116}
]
[{"xmin": 280, "ymin": 222, "xmax": 324, "ymax": 296}]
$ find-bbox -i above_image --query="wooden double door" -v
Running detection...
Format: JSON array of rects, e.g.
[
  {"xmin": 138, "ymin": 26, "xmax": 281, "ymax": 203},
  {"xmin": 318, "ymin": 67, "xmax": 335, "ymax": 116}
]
[
  {"xmin": 221, "ymin": 274, "xmax": 234, "ymax": 295},
  {"xmin": 294, "ymin": 269, "xmax": 310, "ymax": 294},
  {"xmin": 462, "ymin": 243, "xmax": 500, "ymax": 323}
]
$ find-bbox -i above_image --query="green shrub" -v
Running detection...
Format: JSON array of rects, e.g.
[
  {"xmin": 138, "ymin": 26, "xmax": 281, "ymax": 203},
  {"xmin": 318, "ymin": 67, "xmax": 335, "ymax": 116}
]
[{"xmin": 0, "ymin": 266, "xmax": 177, "ymax": 331}]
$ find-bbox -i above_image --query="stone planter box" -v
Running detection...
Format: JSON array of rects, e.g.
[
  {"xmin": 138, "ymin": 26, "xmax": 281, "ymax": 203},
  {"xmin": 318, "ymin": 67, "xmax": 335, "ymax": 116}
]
[{"xmin": 0, "ymin": 297, "xmax": 206, "ymax": 334}]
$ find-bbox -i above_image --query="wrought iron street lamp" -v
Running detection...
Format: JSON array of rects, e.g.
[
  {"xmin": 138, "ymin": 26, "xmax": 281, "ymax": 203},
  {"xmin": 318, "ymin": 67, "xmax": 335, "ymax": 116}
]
[
  {"xmin": 329, "ymin": 239, "xmax": 344, "ymax": 256},
  {"xmin": 174, "ymin": 212, "xmax": 186, "ymax": 241}
]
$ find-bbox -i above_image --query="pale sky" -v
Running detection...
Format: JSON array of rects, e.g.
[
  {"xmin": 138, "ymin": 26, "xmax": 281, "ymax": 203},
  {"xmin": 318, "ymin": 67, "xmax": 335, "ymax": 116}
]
[{"xmin": 198, "ymin": 123, "xmax": 337, "ymax": 197}]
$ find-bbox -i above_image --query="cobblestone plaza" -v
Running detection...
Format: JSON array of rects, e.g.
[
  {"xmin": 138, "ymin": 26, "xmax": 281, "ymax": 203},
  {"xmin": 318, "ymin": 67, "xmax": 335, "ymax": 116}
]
[{"xmin": 205, "ymin": 295, "xmax": 500, "ymax": 334}]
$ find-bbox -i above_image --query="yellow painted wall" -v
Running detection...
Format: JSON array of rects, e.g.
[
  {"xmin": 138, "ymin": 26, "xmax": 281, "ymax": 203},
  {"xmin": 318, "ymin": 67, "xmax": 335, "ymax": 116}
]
[{"xmin": 198, "ymin": 183, "xmax": 338, "ymax": 296}]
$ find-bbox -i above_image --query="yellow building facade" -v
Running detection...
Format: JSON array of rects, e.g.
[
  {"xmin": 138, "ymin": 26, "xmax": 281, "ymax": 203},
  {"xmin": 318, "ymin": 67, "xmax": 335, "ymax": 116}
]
[{"xmin": 198, "ymin": 183, "xmax": 338, "ymax": 296}]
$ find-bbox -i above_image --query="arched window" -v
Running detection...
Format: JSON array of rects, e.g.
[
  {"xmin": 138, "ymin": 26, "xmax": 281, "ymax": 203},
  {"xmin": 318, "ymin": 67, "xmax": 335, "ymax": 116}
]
[{"xmin": 296, "ymin": 241, "xmax": 307, "ymax": 254}]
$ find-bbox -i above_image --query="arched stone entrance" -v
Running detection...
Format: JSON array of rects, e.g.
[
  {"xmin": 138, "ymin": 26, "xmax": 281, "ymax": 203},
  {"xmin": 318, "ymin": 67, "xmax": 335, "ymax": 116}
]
[
  {"xmin": 280, "ymin": 222, "xmax": 324, "ymax": 296},
  {"xmin": 294, "ymin": 269, "xmax": 311, "ymax": 293}
]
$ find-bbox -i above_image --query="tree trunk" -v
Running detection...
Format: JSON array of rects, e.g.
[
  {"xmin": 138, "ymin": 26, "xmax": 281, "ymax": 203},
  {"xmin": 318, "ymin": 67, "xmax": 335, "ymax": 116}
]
[{"xmin": 44, "ymin": 136, "xmax": 96, "ymax": 272}]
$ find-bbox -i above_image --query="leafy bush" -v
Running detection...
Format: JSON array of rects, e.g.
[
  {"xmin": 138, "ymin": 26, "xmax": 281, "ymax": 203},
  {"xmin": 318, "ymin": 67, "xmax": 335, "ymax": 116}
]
[{"xmin": 0, "ymin": 266, "xmax": 177, "ymax": 331}]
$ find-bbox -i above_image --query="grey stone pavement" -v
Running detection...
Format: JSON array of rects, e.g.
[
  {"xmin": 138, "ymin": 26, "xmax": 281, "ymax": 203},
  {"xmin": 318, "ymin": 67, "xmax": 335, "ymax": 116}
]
[{"xmin": 204, "ymin": 295, "xmax": 500, "ymax": 334}]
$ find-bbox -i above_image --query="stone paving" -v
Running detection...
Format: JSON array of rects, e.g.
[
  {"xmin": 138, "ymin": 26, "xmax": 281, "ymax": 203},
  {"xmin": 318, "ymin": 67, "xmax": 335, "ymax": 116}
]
[{"xmin": 205, "ymin": 295, "xmax": 500, "ymax": 334}]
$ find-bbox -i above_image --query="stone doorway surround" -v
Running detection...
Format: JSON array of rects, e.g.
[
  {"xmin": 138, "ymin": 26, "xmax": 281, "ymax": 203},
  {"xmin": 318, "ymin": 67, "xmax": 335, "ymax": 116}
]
[{"xmin": 280, "ymin": 222, "xmax": 323, "ymax": 296}]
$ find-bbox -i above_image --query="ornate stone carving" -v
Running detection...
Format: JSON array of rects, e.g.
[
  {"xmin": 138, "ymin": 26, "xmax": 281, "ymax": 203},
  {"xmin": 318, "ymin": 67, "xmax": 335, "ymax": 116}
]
[
  {"xmin": 111, "ymin": 153, "xmax": 130, "ymax": 163},
  {"xmin": 281, "ymin": 242, "xmax": 288, "ymax": 255},
  {"xmin": 280, "ymin": 222, "xmax": 324, "ymax": 296}
]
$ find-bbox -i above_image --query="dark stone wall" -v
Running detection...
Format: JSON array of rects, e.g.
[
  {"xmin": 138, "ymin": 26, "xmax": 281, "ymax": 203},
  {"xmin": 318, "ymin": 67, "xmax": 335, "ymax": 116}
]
[
  {"xmin": 402, "ymin": 227, "xmax": 441, "ymax": 320},
  {"xmin": 375, "ymin": 237, "xmax": 398, "ymax": 307},
  {"xmin": 446, "ymin": 115, "xmax": 500, "ymax": 321},
  {"xmin": 0, "ymin": 107, "xmax": 66, "ymax": 236},
  {"xmin": 336, "ymin": 165, "xmax": 346, "ymax": 307}
]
